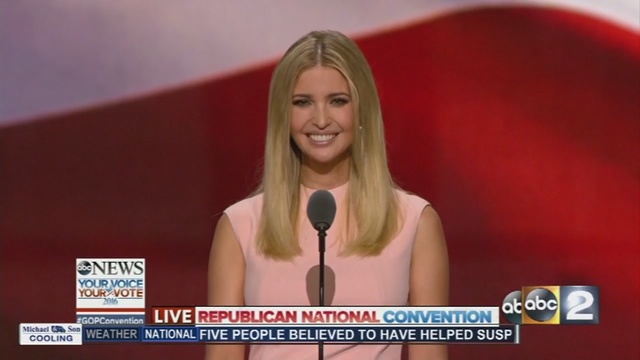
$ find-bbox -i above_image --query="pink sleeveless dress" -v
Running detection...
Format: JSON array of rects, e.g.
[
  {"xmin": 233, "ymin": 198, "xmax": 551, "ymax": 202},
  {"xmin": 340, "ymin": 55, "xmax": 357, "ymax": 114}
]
[{"xmin": 224, "ymin": 182, "xmax": 429, "ymax": 360}]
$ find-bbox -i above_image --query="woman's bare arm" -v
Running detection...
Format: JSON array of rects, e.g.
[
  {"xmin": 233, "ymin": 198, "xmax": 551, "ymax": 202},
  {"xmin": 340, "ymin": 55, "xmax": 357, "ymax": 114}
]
[
  {"xmin": 408, "ymin": 206, "xmax": 449, "ymax": 360},
  {"xmin": 205, "ymin": 214, "xmax": 246, "ymax": 360}
]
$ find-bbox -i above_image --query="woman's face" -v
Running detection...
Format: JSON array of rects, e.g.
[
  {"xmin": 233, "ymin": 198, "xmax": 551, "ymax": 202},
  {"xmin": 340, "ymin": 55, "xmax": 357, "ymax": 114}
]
[{"xmin": 290, "ymin": 66, "xmax": 355, "ymax": 168}]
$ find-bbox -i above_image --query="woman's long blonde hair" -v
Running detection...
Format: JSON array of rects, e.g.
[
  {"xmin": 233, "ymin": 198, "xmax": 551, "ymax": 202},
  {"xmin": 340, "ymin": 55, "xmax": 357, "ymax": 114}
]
[{"xmin": 255, "ymin": 30, "xmax": 400, "ymax": 260}]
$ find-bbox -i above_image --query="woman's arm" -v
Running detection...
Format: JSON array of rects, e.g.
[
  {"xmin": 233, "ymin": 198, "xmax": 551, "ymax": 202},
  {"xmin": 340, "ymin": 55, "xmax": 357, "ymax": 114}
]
[
  {"xmin": 408, "ymin": 206, "xmax": 450, "ymax": 360},
  {"xmin": 205, "ymin": 214, "xmax": 246, "ymax": 360}
]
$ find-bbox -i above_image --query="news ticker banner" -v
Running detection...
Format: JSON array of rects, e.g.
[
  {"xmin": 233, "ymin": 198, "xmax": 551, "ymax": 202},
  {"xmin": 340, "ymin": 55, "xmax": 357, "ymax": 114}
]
[
  {"xmin": 19, "ymin": 288, "xmax": 601, "ymax": 346},
  {"xmin": 76, "ymin": 258, "xmax": 145, "ymax": 325},
  {"xmin": 20, "ymin": 324, "xmax": 519, "ymax": 345},
  {"xmin": 21, "ymin": 306, "xmax": 519, "ymax": 345}
]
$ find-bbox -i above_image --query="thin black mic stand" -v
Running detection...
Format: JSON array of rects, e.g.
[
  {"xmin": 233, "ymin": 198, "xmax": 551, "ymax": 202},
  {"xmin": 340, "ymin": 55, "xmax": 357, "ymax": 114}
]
[
  {"xmin": 317, "ymin": 226, "xmax": 327, "ymax": 360},
  {"xmin": 318, "ymin": 226, "xmax": 326, "ymax": 306},
  {"xmin": 306, "ymin": 189, "xmax": 336, "ymax": 360}
]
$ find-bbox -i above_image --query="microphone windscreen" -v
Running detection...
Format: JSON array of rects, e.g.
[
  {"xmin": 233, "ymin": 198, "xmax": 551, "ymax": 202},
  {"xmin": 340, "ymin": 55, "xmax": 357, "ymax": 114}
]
[{"xmin": 306, "ymin": 190, "xmax": 337, "ymax": 231}]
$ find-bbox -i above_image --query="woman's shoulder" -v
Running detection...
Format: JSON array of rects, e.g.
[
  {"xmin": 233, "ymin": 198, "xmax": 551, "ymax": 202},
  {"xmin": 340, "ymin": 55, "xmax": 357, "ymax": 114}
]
[
  {"xmin": 223, "ymin": 193, "xmax": 264, "ymax": 221},
  {"xmin": 393, "ymin": 187, "xmax": 431, "ymax": 212}
]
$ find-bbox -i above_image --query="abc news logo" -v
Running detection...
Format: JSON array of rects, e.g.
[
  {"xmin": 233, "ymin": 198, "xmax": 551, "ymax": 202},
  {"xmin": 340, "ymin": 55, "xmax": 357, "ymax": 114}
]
[
  {"xmin": 77, "ymin": 260, "xmax": 144, "ymax": 276},
  {"xmin": 501, "ymin": 286, "xmax": 599, "ymax": 325}
]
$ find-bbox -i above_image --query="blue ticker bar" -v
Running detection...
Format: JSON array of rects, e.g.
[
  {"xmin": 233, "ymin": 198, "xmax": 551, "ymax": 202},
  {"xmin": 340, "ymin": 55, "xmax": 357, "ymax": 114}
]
[{"xmin": 83, "ymin": 325, "xmax": 519, "ymax": 344}]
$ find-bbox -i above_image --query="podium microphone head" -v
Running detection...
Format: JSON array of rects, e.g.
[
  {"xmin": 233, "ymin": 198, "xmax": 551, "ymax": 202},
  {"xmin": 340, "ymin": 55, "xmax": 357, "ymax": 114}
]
[{"xmin": 307, "ymin": 190, "xmax": 337, "ymax": 232}]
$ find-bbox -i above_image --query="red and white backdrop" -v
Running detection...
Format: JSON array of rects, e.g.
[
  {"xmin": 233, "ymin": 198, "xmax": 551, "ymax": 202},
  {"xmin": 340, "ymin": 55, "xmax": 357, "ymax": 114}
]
[{"xmin": 1, "ymin": 0, "xmax": 638, "ymax": 359}]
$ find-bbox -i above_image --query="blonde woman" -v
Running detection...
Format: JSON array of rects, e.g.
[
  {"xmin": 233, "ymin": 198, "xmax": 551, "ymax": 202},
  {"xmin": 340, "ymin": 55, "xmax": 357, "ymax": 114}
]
[{"xmin": 207, "ymin": 30, "xmax": 449, "ymax": 360}]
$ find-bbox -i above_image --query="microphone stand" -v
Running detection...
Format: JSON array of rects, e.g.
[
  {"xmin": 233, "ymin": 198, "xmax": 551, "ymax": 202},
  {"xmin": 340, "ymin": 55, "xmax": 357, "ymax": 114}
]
[
  {"xmin": 317, "ymin": 226, "xmax": 327, "ymax": 360},
  {"xmin": 307, "ymin": 189, "xmax": 335, "ymax": 360}
]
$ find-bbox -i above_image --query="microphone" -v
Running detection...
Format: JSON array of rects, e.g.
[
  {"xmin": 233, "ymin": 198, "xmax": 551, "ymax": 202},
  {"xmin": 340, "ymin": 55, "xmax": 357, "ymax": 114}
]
[
  {"xmin": 306, "ymin": 190, "xmax": 336, "ymax": 360},
  {"xmin": 307, "ymin": 190, "xmax": 337, "ymax": 233}
]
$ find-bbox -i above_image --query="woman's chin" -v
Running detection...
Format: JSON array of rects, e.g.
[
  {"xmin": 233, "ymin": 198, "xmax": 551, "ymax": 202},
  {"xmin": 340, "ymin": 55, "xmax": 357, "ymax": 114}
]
[{"xmin": 302, "ymin": 152, "xmax": 350, "ymax": 170}]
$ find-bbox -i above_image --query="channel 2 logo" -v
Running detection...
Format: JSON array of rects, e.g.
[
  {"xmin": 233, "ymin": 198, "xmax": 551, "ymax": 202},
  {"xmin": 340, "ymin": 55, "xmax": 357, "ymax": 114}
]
[{"xmin": 501, "ymin": 286, "xmax": 599, "ymax": 325}]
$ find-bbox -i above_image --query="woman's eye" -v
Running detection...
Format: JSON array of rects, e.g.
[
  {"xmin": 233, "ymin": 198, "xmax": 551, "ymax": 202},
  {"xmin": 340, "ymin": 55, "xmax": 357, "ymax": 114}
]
[
  {"xmin": 293, "ymin": 99, "xmax": 311, "ymax": 106},
  {"xmin": 331, "ymin": 97, "xmax": 350, "ymax": 106}
]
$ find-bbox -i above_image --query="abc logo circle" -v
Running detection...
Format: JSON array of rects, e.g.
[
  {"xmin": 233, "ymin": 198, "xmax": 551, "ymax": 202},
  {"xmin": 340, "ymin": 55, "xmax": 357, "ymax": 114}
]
[
  {"xmin": 501, "ymin": 290, "xmax": 522, "ymax": 324},
  {"xmin": 525, "ymin": 288, "xmax": 558, "ymax": 322},
  {"xmin": 77, "ymin": 261, "xmax": 92, "ymax": 275}
]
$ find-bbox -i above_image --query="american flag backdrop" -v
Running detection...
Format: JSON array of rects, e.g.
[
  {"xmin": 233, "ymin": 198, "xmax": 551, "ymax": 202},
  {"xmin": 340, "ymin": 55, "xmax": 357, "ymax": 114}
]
[{"xmin": 1, "ymin": 1, "xmax": 638, "ymax": 359}]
